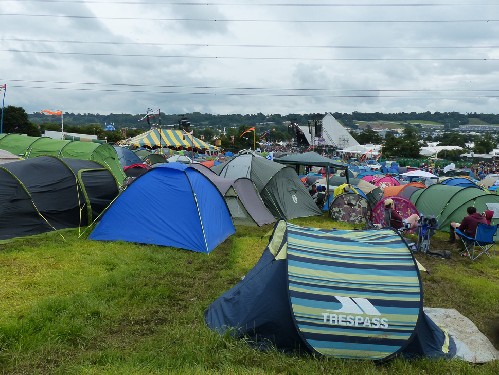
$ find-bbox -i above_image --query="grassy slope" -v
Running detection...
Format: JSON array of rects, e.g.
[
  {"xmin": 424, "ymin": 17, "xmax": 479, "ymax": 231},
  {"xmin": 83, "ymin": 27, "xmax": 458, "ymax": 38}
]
[
  {"xmin": 468, "ymin": 118, "xmax": 491, "ymax": 125},
  {"xmin": 0, "ymin": 220, "xmax": 498, "ymax": 375}
]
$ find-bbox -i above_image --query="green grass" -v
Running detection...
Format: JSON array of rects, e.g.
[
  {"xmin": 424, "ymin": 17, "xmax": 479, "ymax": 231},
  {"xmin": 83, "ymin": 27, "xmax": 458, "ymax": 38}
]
[
  {"xmin": 468, "ymin": 118, "xmax": 491, "ymax": 125},
  {"xmin": 0, "ymin": 221, "xmax": 498, "ymax": 374},
  {"xmin": 407, "ymin": 120, "xmax": 444, "ymax": 126}
]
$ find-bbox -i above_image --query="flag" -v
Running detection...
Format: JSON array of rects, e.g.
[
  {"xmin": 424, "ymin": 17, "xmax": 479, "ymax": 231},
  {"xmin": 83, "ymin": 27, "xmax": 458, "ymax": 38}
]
[
  {"xmin": 138, "ymin": 113, "xmax": 155, "ymax": 123},
  {"xmin": 41, "ymin": 109, "xmax": 62, "ymax": 116},
  {"xmin": 239, "ymin": 127, "xmax": 255, "ymax": 138},
  {"xmin": 360, "ymin": 149, "xmax": 372, "ymax": 162},
  {"xmin": 0, "ymin": 84, "xmax": 6, "ymax": 91},
  {"xmin": 259, "ymin": 130, "xmax": 270, "ymax": 140},
  {"xmin": 139, "ymin": 108, "xmax": 160, "ymax": 125}
]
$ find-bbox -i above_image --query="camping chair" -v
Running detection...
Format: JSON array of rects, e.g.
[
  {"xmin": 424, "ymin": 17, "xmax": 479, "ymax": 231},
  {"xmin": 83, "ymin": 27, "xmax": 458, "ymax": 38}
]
[
  {"xmin": 315, "ymin": 193, "xmax": 326, "ymax": 209},
  {"xmin": 416, "ymin": 215, "xmax": 440, "ymax": 255},
  {"xmin": 382, "ymin": 209, "xmax": 409, "ymax": 233},
  {"xmin": 455, "ymin": 223, "xmax": 498, "ymax": 261}
]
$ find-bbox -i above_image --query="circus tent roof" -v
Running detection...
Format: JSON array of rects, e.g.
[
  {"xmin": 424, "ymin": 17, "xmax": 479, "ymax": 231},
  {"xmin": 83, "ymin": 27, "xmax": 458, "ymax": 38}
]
[{"xmin": 126, "ymin": 128, "xmax": 218, "ymax": 150}]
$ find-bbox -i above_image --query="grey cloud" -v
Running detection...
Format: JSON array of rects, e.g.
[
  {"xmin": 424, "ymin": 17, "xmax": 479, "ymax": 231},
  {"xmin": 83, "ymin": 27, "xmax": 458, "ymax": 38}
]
[{"xmin": 1, "ymin": 2, "xmax": 498, "ymax": 114}]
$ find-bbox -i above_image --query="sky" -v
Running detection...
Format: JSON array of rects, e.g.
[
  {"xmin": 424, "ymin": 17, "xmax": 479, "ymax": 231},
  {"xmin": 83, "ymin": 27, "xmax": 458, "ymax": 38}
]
[{"xmin": 1, "ymin": 0, "xmax": 499, "ymax": 116}]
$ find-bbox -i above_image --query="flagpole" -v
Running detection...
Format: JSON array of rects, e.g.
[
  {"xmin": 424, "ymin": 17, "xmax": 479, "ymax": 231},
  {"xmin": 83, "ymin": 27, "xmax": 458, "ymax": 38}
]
[
  {"xmin": 0, "ymin": 84, "xmax": 6, "ymax": 134},
  {"xmin": 61, "ymin": 112, "xmax": 64, "ymax": 140},
  {"xmin": 158, "ymin": 108, "xmax": 162, "ymax": 155},
  {"xmin": 253, "ymin": 128, "xmax": 256, "ymax": 150},
  {"xmin": 191, "ymin": 131, "xmax": 194, "ymax": 160}
]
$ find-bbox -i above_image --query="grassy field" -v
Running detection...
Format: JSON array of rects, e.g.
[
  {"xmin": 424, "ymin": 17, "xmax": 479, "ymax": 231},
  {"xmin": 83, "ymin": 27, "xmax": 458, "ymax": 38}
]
[
  {"xmin": 0, "ymin": 217, "xmax": 498, "ymax": 374},
  {"xmin": 467, "ymin": 118, "xmax": 493, "ymax": 126},
  {"xmin": 406, "ymin": 120, "xmax": 444, "ymax": 126},
  {"xmin": 354, "ymin": 120, "xmax": 446, "ymax": 129}
]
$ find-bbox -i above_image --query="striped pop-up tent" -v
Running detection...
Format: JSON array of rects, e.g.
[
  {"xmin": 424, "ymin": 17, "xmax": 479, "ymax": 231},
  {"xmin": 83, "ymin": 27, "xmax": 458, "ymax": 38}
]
[
  {"xmin": 205, "ymin": 221, "xmax": 456, "ymax": 361},
  {"xmin": 127, "ymin": 128, "xmax": 218, "ymax": 151}
]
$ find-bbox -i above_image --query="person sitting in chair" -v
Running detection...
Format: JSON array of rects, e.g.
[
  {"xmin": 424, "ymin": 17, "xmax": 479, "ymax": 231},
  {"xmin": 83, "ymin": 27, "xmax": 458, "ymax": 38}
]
[
  {"xmin": 449, "ymin": 206, "xmax": 488, "ymax": 243},
  {"xmin": 384, "ymin": 198, "xmax": 420, "ymax": 230},
  {"xmin": 315, "ymin": 185, "xmax": 327, "ymax": 209},
  {"xmin": 309, "ymin": 184, "xmax": 318, "ymax": 199}
]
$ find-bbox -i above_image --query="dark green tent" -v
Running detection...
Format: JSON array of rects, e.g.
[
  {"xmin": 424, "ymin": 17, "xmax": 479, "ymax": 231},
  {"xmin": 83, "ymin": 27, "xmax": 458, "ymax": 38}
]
[{"xmin": 0, "ymin": 156, "xmax": 119, "ymax": 240}]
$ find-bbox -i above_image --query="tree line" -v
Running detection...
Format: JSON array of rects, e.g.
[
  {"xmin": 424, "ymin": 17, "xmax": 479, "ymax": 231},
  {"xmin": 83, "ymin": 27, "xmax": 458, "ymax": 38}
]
[{"xmin": 1, "ymin": 106, "xmax": 498, "ymax": 157}]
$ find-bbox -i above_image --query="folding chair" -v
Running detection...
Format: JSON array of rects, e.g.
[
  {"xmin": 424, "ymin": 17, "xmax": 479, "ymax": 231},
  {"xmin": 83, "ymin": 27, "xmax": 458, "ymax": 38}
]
[
  {"xmin": 455, "ymin": 223, "xmax": 498, "ymax": 260},
  {"xmin": 416, "ymin": 215, "xmax": 438, "ymax": 254}
]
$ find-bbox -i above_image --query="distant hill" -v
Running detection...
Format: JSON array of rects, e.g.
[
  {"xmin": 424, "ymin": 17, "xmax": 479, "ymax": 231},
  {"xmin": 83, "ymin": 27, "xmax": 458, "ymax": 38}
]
[{"xmin": 28, "ymin": 111, "xmax": 499, "ymax": 130}]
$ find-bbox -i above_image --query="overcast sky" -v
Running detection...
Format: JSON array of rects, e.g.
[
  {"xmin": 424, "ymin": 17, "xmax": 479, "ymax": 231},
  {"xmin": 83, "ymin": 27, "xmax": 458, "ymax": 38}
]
[{"xmin": 1, "ymin": 1, "xmax": 498, "ymax": 116}]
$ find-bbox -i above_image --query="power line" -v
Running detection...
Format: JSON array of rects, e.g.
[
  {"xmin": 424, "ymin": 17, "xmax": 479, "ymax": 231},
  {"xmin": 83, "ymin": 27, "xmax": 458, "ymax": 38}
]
[
  {"xmin": 2, "ymin": 37, "xmax": 498, "ymax": 50},
  {"xmin": 9, "ymin": 84, "xmax": 499, "ymax": 99},
  {"xmin": 1, "ymin": 13, "xmax": 497, "ymax": 23},
  {"xmin": 3, "ymin": 79, "xmax": 499, "ymax": 96},
  {"xmin": 1, "ymin": 49, "xmax": 495, "ymax": 60}
]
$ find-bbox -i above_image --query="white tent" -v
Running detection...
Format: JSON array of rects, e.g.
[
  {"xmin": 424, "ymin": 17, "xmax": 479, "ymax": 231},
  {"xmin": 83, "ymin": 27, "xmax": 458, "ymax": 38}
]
[
  {"xmin": 338, "ymin": 144, "xmax": 382, "ymax": 156},
  {"xmin": 298, "ymin": 113, "xmax": 359, "ymax": 149},
  {"xmin": 420, "ymin": 145, "xmax": 462, "ymax": 157},
  {"xmin": 401, "ymin": 170, "xmax": 438, "ymax": 179},
  {"xmin": 167, "ymin": 155, "xmax": 193, "ymax": 164}
]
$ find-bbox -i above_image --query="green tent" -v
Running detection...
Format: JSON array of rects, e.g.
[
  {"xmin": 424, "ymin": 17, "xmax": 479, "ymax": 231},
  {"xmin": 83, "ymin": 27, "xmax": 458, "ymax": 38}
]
[
  {"xmin": 0, "ymin": 134, "xmax": 126, "ymax": 185},
  {"xmin": 27, "ymin": 137, "xmax": 72, "ymax": 158},
  {"xmin": 133, "ymin": 149, "xmax": 168, "ymax": 165},
  {"xmin": 410, "ymin": 184, "xmax": 499, "ymax": 232},
  {"xmin": 133, "ymin": 149, "xmax": 152, "ymax": 160},
  {"xmin": 0, "ymin": 133, "xmax": 40, "ymax": 157}
]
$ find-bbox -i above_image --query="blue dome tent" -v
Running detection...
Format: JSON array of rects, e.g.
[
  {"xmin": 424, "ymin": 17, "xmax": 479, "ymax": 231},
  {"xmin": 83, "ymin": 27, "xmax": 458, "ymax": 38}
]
[
  {"xmin": 90, "ymin": 163, "xmax": 235, "ymax": 253},
  {"xmin": 113, "ymin": 146, "xmax": 143, "ymax": 168},
  {"xmin": 440, "ymin": 177, "xmax": 481, "ymax": 189}
]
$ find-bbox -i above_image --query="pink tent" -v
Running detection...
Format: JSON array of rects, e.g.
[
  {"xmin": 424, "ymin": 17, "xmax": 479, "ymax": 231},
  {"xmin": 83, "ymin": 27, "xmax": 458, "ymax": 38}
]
[
  {"xmin": 371, "ymin": 196, "xmax": 420, "ymax": 233},
  {"xmin": 361, "ymin": 175, "xmax": 378, "ymax": 183},
  {"xmin": 374, "ymin": 175, "xmax": 400, "ymax": 190}
]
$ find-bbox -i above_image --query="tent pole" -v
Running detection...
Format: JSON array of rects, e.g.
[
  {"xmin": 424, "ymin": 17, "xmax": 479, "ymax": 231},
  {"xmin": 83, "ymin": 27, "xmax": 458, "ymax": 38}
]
[
  {"xmin": 326, "ymin": 166, "xmax": 330, "ymax": 202},
  {"xmin": 1, "ymin": 84, "xmax": 6, "ymax": 134}
]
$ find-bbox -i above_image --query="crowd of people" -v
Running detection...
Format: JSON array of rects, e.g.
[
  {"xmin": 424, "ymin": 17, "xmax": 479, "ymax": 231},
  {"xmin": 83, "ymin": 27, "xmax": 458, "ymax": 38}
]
[{"xmin": 471, "ymin": 161, "xmax": 499, "ymax": 179}]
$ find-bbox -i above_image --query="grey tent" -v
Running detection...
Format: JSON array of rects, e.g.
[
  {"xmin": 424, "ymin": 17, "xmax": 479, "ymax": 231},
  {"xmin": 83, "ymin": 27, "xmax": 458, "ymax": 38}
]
[
  {"xmin": 190, "ymin": 164, "xmax": 275, "ymax": 226},
  {"xmin": 213, "ymin": 154, "xmax": 322, "ymax": 220}
]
